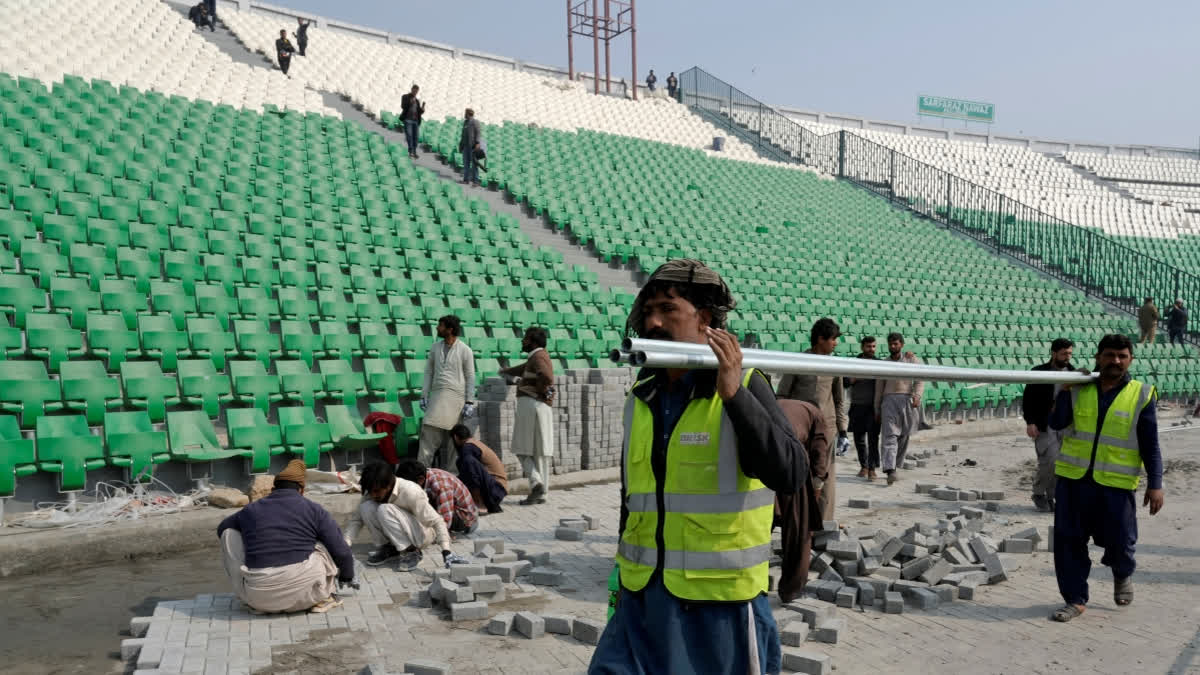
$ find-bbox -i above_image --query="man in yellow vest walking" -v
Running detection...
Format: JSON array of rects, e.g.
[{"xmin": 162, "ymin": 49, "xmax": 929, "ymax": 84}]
[
  {"xmin": 589, "ymin": 260, "xmax": 807, "ymax": 674},
  {"xmin": 1047, "ymin": 334, "xmax": 1164, "ymax": 622}
]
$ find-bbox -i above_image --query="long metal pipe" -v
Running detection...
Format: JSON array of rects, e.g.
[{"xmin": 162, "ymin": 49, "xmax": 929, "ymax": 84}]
[{"xmin": 612, "ymin": 340, "xmax": 1095, "ymax": 385}]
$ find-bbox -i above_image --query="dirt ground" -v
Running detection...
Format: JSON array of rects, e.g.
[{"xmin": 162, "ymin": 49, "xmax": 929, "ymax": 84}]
[{"xmin": 0, "ymin": 550, "xmax": 223, "ymax": 675}]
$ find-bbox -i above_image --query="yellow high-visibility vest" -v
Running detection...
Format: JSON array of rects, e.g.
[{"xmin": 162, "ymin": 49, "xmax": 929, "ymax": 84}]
[
  {"xmin": 1056, "ymin": 380, "xmax": 1154, "ymax": 490},
  {"xmin": 617, "ymin": 370, "xmax": 774, "ymax": 602}
]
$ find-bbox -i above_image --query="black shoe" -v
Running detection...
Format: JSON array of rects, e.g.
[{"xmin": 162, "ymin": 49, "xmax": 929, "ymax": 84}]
[
  {"xmin": 365, "ymin": 542, "xmax": 399, "ymax": 566},
  {"xmin": 396, "ymin": 550, "xmax": 423, "ymax": 571},
  {"xmin": 1032, "ymin": 494, "xmax": 1051, "ymax": 512},
  {"xmin": 488, "ymin": 505, "xmax": 503, "ymax": 514}
]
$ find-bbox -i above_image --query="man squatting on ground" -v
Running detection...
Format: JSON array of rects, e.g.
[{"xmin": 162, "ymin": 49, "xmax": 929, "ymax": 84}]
[
  {"xmin": 349, "ymin": 461, "xmax": 468, "ymax": 571},
  {"xmin": 217, "ymin": 459, "xmax": 355, "ymax": 614},
  {"xmin": 589, "ymin": 259, "xmax": 806, "ymax": 674}
]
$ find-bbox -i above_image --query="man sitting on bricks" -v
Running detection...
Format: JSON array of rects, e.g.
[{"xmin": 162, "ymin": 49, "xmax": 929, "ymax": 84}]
[
  {"xmin": 346, "ymin": 461, "xmax": 468, "ymax": 571},
  {"xmin": 217, "ymin": 459, "xmax": 356, "ymax": 614}
]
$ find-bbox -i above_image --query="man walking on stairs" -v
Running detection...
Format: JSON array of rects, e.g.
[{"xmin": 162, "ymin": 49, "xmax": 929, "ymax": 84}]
[
  {"xmin": 460, "ymin": 108, "xmax": 482, "ymax": 186},
  {"xmin": 276, "ymin": 29, "xmax": 296, "ymax": 75}
]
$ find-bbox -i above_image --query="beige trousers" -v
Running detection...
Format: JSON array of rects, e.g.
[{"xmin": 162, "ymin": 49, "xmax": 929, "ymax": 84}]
[
  {"xmin": 220, "ymin": 529, "xmax": 337, "ymax": 614},
  {"xmin": 357, "ymin": 500, "xmax": 429, "ymax": 551}
]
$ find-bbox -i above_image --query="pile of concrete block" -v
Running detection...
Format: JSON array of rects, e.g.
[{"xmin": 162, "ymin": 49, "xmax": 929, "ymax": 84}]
[
  {"xmin": 800, "ymin": 513, "xmax": 1044, "ymax": 613},
  {"xmin": 916, "ymin": 481, "xmax": 1006, "ymax": 504},
  {"xmin": 581, "ymin": 367, "xmax": 633, "ymax": 470},
  {"xmin": 476, "ymin": 378, "xmax": 523, "ymax": 478},
  {"xmin": 487, "ymin": 610, "xmax": 606, "ymax": 645},
  {"xmin": 476, "ymin": 367, "xmax": 634, "ymax": 479}
]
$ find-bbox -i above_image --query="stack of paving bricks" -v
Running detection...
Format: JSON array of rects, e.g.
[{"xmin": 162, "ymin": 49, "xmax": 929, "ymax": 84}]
[
  {"xmin": 551, "ymin": 370, "xmax": 585, "ymax": 475},
  {"xmin": 476, "ymin": 377, "xmax": 522, "ymax": 477},
  {"xmin": 581, "ymin": 367, "xmax": 634, "ymax": 469},
  {"xmin": 797, "ymin": 508, "xmax": 1045, "ymax": 616}
]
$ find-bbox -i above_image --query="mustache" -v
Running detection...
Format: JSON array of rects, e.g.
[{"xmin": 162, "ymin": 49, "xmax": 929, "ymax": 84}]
[{"xmin": 645, "ymin": 328, "xmax": 673, "ymax": 341}]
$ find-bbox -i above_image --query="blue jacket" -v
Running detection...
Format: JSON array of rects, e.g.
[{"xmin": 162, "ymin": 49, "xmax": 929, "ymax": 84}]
[{"xmin": 218, "ymin": 488, "xmax": 355, "ymax": 580}]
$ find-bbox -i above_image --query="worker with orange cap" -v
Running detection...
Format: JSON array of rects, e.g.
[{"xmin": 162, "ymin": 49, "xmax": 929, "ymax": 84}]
[{"xmin": 217, "ymin": 459, "xmax": 356, "ymax": 613}]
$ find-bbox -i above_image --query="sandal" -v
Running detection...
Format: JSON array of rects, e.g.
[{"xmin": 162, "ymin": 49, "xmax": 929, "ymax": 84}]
[
  {"xmin": 1114, "ymin": 577, "xmax": 1134, "ymax": 606},
  {"xmin": 1051, "ymin": 604, "xmax": 1085, "ymax": 622},
  {"xmin": 310, "ymin": 597, "xmax": 344, "ymax": 614}
]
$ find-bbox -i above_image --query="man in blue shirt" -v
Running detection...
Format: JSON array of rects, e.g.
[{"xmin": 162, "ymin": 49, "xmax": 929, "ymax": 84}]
[
  {"xmin": 218, "ymin": 459, "xmax": 355, "ymax": 614},
  {"xmin": 1047, "ymin": 334, "xmax": 1164, "ymax": 622}
]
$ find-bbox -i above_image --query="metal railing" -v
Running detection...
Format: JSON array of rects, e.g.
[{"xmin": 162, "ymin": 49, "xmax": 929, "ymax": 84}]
[{"xmin": 678, "ymin": 66, "xmax": 1199, "ymax": 345}]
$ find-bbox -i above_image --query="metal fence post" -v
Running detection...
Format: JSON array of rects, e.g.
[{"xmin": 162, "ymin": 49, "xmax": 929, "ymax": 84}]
[{"xmin": 837, "ymin": 131, "xmax": 846, "ymax": 178}]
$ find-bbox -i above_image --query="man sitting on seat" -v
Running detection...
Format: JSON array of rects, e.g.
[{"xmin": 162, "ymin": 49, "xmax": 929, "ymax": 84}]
[
  {"xmin": 346, "ymin": 461, "xmax": 463, "ymax": 570},
  {"xmin": 396, "ymin": 460, "xmax": 479, "ymax": 536},
  {"xmin": 217, "ymin": 459, "xmax": 355, "ymax": 614},
  {"xmin": 451, "ymin": 424, "xmax": 508, "ymax": 514}
]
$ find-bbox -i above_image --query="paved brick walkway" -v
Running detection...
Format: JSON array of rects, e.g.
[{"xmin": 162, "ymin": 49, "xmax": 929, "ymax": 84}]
[{"xmin": 120, "ymin": 427, "xmax": 1200, "ymax": 674}]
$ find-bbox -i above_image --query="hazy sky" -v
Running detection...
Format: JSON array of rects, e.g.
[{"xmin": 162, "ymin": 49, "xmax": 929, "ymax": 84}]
[{"xmin": 263, "ymin": 0, "xmax": 1200, "ymax": 149}]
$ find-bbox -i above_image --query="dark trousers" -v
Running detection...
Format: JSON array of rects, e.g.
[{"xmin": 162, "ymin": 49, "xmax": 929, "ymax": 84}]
[
  {"xmin": 853, "ymin": 428, "xmax": 880, "ymax": 469},
  {"xmin": 205, "ymin": 0, "xmax": 216, "ymax": 22},
  {"xmin": 1053, "ymin": 476, "xmax": 1137, "ymax": 606},
  {"xmin": 279, "ymin": 57, "xmax": 290, "ymax": 74},
  {"xmin": 298, "ymin": 39, "xmax": 307, "ymax": 56},
  {"xmin": 1169, "ymin": 329, "xmax": 1185, "ymax": 345},
  {"xmin": 456, "ymin": 453, "xmax": 506, "ymax": 512},
  {"xmin": 848, "ymin": 403, "xmax": 879, "ymax": 469},
  {"xmin": 404, "ymin": 120, "xmax": 420, "ymax": 155},
  {"xmin": 462, "ymin": 149, "xmax": 478, "ymax": 184}
]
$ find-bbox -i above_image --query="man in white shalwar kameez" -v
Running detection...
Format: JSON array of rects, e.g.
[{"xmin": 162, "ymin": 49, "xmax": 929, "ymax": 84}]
[{"xmin": 420, "ymin": 315, "xmax": 476, "ymax": 470}]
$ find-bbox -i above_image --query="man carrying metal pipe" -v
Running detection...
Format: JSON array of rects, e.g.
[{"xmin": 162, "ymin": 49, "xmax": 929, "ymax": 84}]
[{"xmin": 589, "ymin": 259, "xmax": 805, "ymax": 675}]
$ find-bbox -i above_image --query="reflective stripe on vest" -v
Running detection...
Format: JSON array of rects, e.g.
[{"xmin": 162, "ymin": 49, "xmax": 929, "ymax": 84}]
[
  {"xmin": 617, "ymin": 369, "xmax": 773, "ymax": 602},
  {"xmin": 1056, "ymin": 380, "xmax": 1152, "ymax": 490}
]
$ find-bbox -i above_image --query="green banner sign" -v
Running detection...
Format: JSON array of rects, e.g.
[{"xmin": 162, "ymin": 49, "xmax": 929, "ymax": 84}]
[{"xmin": 918, "ymin": 95, "xmax": 995, "ymax": 123}]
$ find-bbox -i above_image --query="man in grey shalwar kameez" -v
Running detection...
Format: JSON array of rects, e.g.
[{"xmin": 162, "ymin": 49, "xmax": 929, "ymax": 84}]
[
  {"xmin": 875, "ymin": 332, "xmax": 924, "ymax": 485},
  {"xmin": 419, "ymin": 315, "xmax": 476, "ymax": 470}
]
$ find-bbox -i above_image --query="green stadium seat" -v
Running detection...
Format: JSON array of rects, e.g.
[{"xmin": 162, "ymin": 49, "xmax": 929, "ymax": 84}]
[
  {"xmin": 61, "ymin": 359, "xmax": 121, "ymax": 425},
  {"xmin": 150, "ymin": 280, "xmax": 196, "ymax": 331},
  {"xmin": 319, "ymin": 359, "xmax": 366, "ymax": 407},
  {"xmin": 229, "ymin": 359, "xmax": 282, "ymax": 414},
  {"xmin": 103, "ymin": 410, "xmax": 170, "ymax": 482},
  {"xmin": 276, "ymin": 359, "xmax": 323, "ymax": 409},
  {"xmin": 24, "ymin": 312, "xmax": 83, "ymax": 373},
  {"xmin": 226, "ymin": 407, "xmax": 282, "ymax": 474},
  {"xmin": 176, "ymin": 359, "xmax": 232, "ymax": 418},
  {"xmin": 186, "ymin": 316, "xmax": 236, "ymax": 371},
  {"xmin": 318, "ymin": 321, "xmax": 358, "ymax": 362},
  {"xmin": 166, "ymin": 410, "xmax": 242, "ymax": 465},
  {"xmin": 364, "ymin": 357, "xmax": 406, "ymax": 402},
  {"xmin": 278, "ymin": 406, "xmax": 333, "ymax": 468},
  {"xmin": 35, "ymin": 414, "xmax": 105, "ymax": 491},
  {"xmin": 120, "ymin": 360, "xmax": 180, "ymax": 423},
  {"xmin": 233, "ymin": 319, "xmax": 281, "ymax": 369},
  {"xmin": 50, "ymin": 276, "xmax": 100, "ymax": 329},
  {"xmin": 326, "ymin": 404, "xmax": 387, "ymax": 450},
  {"xmin": 137, "ymin": 313, "xmax": 191, "ymax": 372},
  {"xmin": 86, "ymin": 312, "xmax": 141, "ymax": 372},
  {"xmin": 0, "ymin": 415, "xmax": 36, "ymax": 497},
  {"xmin": 0, "ymin": 273, "xmax": 48, "ymax": 328}
]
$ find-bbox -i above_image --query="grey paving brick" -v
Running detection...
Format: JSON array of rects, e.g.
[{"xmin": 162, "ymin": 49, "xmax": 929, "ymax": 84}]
[
  {"xmin": 835, "ymin": 587, "xmax": 856, "ymax": 608},
  {"xmin": 900, "ymin": 556, "xmax": 933, "ymax": 580},
  {"xmin": 1000, "ymin": 538, "xmax": 1034, "ymax": 554},
  {"xmin": 879, "ymin": 537, "xmax": 904, "ymax": 563},
  {"xmin": 582, "ymin": 514, "xmax": 601, "ymax": 530},
  {"xmin": 555, "ymin": 526, "xmax": 584, "ymax": 541},
  {"xmin": 980, "ymin": 490, "xmax": 1006, "ymax": 500},
  {"xmin": 120, "ymin": 638, "xmax": 145, "ymax": 662},
  {"xmin": 908, "ymin": 588, "xmax": 940, "ymax": 610},
  {"xmin": 810, "ymin": 552, "xmax": 834, "ymax": 574},
  {"xmin": 811, "ymin": 617, "xmax": 845, "ymax": 644},
  {"xmin": 449, "ymin": 563, "xmax": 486, "ymax": 583},
  {"xmin": 783, "ymin": 598, "xmax": 836, "ymax": 628},
  {"xmin": 782, "ymin": 649, "xmax": 832, "ymax": 674},
  {"xmin": 466, "ymin": 574, "xmax": 503, "ymax": 594},
  {"xmin": 919, "ymin": 558, "xmax": 953, "ymax": 585},
  {"xmin": 542, "ymin": 613, "xmax": 573, "ymax": 635},
  {"xmin": 883, "ymin": 591, "xmax": 904, "ymax": 614},
  {"xmin": 958, "ymin": 578, "xmax": 981, "ymax": 600},
  {"xmin": 529, "ymin": 567, "xmax": 564, "ymax": 586},
  {"xmin": 474, "ymin": 538, "xmax": 505, "ymax": 555},
  {"xmin": 513, "ymin": 611, "xmax": 545, "ymax": 638},
  {"xmin": 404, "ymin": 658, "xmax": 453, "ymax": 675},
  {"xmin": 832, "ymin": 558, "xmax": 860, "ymax": 578},
  {"xmin": 488, "ymin": 611, "xmax": 516, "ymax": 635},
  {"xmin": 982, "ymin": 552, "xmax": 1008, "ymax": 584},
  {"xmin": 475, "ymin": 544, "xmax": 497, "ymax": 560},
  {"xmin": 825, "ymin": 539, "xmax": 861, "ymax": 561},
  {"xmin": 450, "ymin": 600, "xmax": 488, "ymax": 621},
  {"xmin": 818, "ymin": 567, "xmax": 843, "ymax": 584},
  {"xmin": 857, "ymin": 582, "xmax": 876, "ymax": 606},
  {"xmin": 933, "ymin": 584, "xmax": 958, "ymax": 602},
  {"xmin": 129, "ymin": 617, "xmax": 152, "ymax": 638},
  {"xmin": 848, "ymin": 498, "xmax": 871, "ymax": 509},
  {"xmin": 572, "ymin": 617, "xmax": 605, "ymax": 645},
  {"xmin": 558, "ymin": 518, "xmax": 589, "ymax": 531},
  {"xmin": 780, "ymin": 620, "xmax": 810, "ymax": 647}
]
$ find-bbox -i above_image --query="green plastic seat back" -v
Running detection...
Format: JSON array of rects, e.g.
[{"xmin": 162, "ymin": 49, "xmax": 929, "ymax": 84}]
[
  {"xmin": 103, "ymin": 410, "xmax": 169, "ymax": 481},
  {"xmin": 35, "ymin": 414, "xmax": 104, "ymax": 491},
  {"xmin": 0, "ymin": 415, "xmax": 35, "ymax": 496}
]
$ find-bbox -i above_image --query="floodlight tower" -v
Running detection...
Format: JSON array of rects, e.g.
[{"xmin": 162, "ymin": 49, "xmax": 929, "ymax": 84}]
[{"xmin": 567, "ymin": 0, "xmax": 638, "ymax": 99}]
